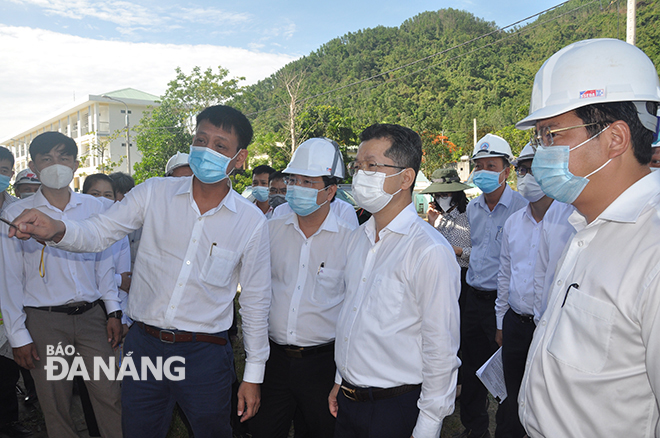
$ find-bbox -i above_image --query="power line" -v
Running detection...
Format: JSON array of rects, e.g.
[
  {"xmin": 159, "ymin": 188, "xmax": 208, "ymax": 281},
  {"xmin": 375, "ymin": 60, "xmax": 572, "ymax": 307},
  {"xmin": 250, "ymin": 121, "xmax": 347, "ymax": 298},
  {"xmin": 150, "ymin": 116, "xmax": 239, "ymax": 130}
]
[{"xmin": 245, "ymin": 0, "xmax": 601, "ymax": 117}]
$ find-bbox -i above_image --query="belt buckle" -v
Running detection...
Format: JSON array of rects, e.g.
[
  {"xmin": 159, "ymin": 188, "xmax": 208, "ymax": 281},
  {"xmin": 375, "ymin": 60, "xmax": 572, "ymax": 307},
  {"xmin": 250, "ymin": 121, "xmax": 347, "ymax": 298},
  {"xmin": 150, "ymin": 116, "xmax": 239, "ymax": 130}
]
[
  {"xmin": 67, "ymin": 305, "xmax": 81, "ymax": 315},
  {"xmin": 159, "ymin": 329, "xmax": 176, "ymax": 343},
  {"xmin": 284, "ymin": 347, "xmax": 304, "ymax": 359},
  {"xmin": 340, "ymin": 385, "xmax": 358, "ymax": 401}
]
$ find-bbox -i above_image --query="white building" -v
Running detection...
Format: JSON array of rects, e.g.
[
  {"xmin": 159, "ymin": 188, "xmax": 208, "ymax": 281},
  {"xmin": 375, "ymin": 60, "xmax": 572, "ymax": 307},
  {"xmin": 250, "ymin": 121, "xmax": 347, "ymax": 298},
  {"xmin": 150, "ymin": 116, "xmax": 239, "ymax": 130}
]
[{"xmin": 1, "ymin": 88, "xmax": 159, "ymax": 191}]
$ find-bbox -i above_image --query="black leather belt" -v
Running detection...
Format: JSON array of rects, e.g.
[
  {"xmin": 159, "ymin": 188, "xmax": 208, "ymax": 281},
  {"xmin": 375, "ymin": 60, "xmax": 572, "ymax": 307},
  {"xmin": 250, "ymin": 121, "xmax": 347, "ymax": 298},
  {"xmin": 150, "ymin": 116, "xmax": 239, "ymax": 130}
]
[
  {"xmin": 471, "ymin": 287, "xmax": 497, "ymax": 300},
  {"xmin": 29, "ymin": 300, "xmax": 101, "ymax": 315},
  {"xmin": 511, "ymin": 309, "xmax": 535, "ymax": 324},
  {"xmin": 137, "ymin": 322, "xmax": 227, "ymax": 346},
  {"xmin": 340, "ymin": 380, "xmax": 421, "ymax": 402},
  {"xmin": 270, "ymin": 340, "xmax": 335, "ymax": 359}
]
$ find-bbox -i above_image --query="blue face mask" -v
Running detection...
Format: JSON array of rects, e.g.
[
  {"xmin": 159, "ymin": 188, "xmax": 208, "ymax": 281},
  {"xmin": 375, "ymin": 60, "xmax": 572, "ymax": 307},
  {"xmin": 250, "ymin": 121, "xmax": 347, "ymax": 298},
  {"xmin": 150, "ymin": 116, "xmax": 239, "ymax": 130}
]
[
  {"xmin": 531, "ymin": 126, "xmax": 610, "ymax": 204},
  {"xmin": 0, "ymin": 174, "xmax": 10, "ymax": 193},
  {"xmin": 472, "ymin": 169, "xmax": 505, "ymax": 194},
  {"xmin": 252, "ymin": 186, "xmax": 269, "ymax": 202},
  {"xmin": 285, "ymin": 184, "xmax": 328, "ymax": 217},
  {"xmin": 188, "ymin": 145, "xmax": 239, "ymax": 184}
]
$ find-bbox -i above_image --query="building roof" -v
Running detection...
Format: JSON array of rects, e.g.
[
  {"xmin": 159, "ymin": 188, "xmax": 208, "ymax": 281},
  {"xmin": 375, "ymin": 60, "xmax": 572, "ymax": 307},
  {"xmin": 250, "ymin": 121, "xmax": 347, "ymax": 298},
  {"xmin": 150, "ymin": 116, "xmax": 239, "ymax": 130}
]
[{"xmin": 103, "ymin": 88, "xmax": 160, "ymax": 101}]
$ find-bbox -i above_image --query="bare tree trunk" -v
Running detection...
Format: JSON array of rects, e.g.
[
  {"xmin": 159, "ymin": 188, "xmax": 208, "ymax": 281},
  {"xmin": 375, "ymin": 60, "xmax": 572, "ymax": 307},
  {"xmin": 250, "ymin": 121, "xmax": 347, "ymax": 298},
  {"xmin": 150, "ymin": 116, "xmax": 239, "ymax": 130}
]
[{"xmin": 277, "ymin": 69, "xmax": 306, "ymax": 155}]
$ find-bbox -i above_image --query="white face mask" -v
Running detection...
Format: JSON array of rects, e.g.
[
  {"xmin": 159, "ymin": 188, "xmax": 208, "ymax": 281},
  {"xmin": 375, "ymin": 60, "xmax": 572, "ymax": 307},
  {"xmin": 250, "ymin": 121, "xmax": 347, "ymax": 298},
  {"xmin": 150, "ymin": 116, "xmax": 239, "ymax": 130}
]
[
  {"xmin": 434, "ymin": 195, "xmax": 452, "ymax": 212},
  {"xmin": 517, "ymin": 174, "xmax": 545, "ymax": 202},
  {"xmin": 39, "ymin": 164, "xmax": 74, "ymax": 189},
  {"xmin": 351, "ymin": 170, "xmax": 403, "ymax": 213}
]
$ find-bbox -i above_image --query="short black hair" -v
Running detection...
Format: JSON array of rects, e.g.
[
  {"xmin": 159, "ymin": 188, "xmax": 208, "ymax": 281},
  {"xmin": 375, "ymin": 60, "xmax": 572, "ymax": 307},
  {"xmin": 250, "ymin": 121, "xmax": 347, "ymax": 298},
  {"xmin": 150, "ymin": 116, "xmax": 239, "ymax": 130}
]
[
  {"xmin": 359, "ymin": 123, "xmax": 422, "ymax": 193},
  {"xmin": 108, "ymin": 172, "xmax": 135, "ymax": 196},
  {"xmin": 196, "ymin": 105, "xmax": 254, "ymax": 150},
  {"xmin": 0, "ymin": 146, "xmax": 14, "ymax": 166},
  {"xmin": 269, "ymin": 171, "xmax": 285, "ymax": 183},
  {"xmin": 29, "ymin": 132, "xmax": 78, "ymax": 160},
  {"xmin": 82, "ymin": 173, "xmax": 113, "ymax": 195},
  {"xmin": 253, "ymin": 165, "xmax": 275, "ymax": 177},
  {"xmin": 574, "ymin": 101, "xmax": 656, "ymax": 165},
  {"xmin": 321, "ymin": 175, "xmax": 341, "ymax": 203}
]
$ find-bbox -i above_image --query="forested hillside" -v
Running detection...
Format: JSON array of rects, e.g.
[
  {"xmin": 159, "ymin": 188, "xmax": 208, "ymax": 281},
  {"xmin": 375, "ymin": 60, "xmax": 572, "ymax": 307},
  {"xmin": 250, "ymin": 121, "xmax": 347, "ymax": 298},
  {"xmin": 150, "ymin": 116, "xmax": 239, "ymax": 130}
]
[{"xmin": 231, "ymin": 0, "xmax": 660, "ymax": 177}]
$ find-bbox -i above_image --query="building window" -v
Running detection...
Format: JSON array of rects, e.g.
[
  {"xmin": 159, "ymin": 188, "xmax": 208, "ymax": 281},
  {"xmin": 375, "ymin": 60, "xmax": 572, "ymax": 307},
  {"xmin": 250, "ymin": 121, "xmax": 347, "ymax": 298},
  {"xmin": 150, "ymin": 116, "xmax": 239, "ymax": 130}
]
[{"xmin": 120, "ymin": 110, "xmax": 132, "ymax": 114}]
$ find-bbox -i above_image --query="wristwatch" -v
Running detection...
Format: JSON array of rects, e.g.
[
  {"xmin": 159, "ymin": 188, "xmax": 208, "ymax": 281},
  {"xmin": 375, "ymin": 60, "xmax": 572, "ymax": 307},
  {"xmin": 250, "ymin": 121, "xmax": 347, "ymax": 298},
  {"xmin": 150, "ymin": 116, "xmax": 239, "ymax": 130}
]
[{"xmin": 108, "ymin": 310, "xmax": 123, "ymax": 320}]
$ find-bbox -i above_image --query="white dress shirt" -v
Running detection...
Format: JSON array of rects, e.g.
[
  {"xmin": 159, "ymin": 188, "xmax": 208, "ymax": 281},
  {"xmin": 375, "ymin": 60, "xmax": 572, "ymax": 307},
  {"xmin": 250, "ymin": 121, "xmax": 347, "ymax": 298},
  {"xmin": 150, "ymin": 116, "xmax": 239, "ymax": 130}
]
[
  {"xmin": 0, "ymin": 189, "xmax": 120, "ymax": 348},
  {"xmin": 0, "ymin": 191, "xmax": 17, "ymax": 358},
  {"xmin": 495, "ymin": 204, "xmax": 543, "ymax": 329},
  {"xmin": 272, "ymin": 198, "xmax": 359, "ymax": 228},
  {"xmin": 335, "ymin": 203, "xmax": 461, "ymax": 438},
  {"xmin": 467, "ymin": 185, "xmax": 528, "ymax": 290},
  {"xmin": 268, "ymin": 210, "xmax": 355, "ymax": 346},
  {"xmin": 520, "ymin": 171, "xmax": 660, "ymax": 438},
  {"xmin": 532, "ymin": 201, "xmax": 575, "ymax": 324},
  {"xmin": 52, "ymin": 176, "xmax": 272, "ymax": 383}
]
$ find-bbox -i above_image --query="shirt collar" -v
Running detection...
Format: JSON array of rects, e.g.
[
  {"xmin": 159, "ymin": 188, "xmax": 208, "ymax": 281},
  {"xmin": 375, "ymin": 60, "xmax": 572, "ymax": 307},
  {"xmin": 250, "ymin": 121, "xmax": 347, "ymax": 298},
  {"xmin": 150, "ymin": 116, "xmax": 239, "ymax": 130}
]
[
  {"xmin": 363, "ymin": 203, "xmax": 417, "ymax": 242},
  {"xmin": 596, "ymin": 170, "xmax": 660, "ymax": 224},
  {"xmin": 475, "ymin": 184, "xmax": 514, "ymax": 211},
  {"xmin": 31, "ymin": 187, "xmax": 82, "ymax": 211},
  {"xmin": 177, "ymin": 176, "xmax": 238, "ymax": 215},
  {"xmin": 285, "ymin": 206, "xmax": 340, "ymax": 236}
]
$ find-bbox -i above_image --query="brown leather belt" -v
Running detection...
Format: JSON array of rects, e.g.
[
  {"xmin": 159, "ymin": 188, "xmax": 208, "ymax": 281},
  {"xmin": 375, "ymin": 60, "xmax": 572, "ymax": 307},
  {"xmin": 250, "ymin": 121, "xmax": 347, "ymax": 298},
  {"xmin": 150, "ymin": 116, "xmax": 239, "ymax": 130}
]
[
  {"xmin": 29, "ymin": 299, "xmax": 101, "ymax": 315},
  {"xmin": 136, "ymin": 322, "xmax": 227, "ymax": 346},
  {"xmin": 340, "ymin": 380, "xmax": 421, "ymax": 402},
  {"xmin": 270, "ymin": 340, "xmax": 335, "ymax": 359}
]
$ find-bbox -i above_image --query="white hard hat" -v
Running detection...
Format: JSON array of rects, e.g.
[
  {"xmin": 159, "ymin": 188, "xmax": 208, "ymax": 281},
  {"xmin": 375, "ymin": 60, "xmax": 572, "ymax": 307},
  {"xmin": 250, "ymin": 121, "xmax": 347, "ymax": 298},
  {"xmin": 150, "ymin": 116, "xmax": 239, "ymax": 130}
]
[
  {"xmin": 14, "ymin": 169, "xmax": 41, "ymax": 186},
  {"xmin": 517, "ymin": 38, "xmax": 660, "ymax": 130},
  {"xmin": 283, "ymin": 138, "xmax": 345, "ymax": 178},
  {"xmin": 471, "ymin": 133, "xmax": 513, "ymax": 162},
  {"xmin": 516, "ymin": 142, "xmax": 535, "ymax": 163},
  {"xmin": 165, "ymin": 152, "xmax": 190, "ymax": 176}
]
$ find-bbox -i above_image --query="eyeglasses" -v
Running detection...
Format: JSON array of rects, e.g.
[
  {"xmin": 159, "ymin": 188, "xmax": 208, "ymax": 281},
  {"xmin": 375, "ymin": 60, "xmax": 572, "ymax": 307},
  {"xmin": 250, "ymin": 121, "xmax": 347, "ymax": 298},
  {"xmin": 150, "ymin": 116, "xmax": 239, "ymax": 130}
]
[
  {"xmin": 515, "ymin": 166, "xmax": 533, "ymax": 177},
  {"xmin": 269, "ymin": 187, "xmax": 287, "ymax": 195},
  {"xmin": 284, "ymin": 176, "xmax": 322, "ymax": 188},
  {"xmin": 531, "ymin": 123, "xmax": 598, "ymax": 148},
  {"xmin": 348, "ymin": 161, "xmax": 406, "ymax": 176}
]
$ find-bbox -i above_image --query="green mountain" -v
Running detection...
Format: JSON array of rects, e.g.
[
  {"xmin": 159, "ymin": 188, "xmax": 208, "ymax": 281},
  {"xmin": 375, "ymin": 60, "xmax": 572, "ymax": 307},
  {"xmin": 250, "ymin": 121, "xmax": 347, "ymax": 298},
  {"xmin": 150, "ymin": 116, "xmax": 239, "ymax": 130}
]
[{"xmin": 232, "ymin": 0, "xmax": 660, "ymax": 176}]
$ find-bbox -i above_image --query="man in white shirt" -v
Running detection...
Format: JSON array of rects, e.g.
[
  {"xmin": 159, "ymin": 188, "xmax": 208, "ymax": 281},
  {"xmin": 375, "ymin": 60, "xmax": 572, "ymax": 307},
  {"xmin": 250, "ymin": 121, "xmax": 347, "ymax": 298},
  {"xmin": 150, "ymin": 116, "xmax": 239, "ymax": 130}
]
[
  {"xmin": 0, "ymin": 132, "xmax": 122, "ymax": 438},
  {"xmin": 249, "ymin": 138, "xmax": 355, "ymax": 438},
  {"xmin": 458, "ymin": 134, "xmax": 527, "ymax": 438},
  {"xmin": 328, "ymin": 123, "xmax": 460, "ymax": 438},
  {"xmin": 272, "ymin": 191, "xmax": 359, "ymax": 228},
  {"xmin": 7, "ymin": 106, "xmax": 271, "ymax": 438},
  {"xmin": 494, "ymin": 144, "xmax": 554, "ymax": 438},
  {"xmin": 515, "ymin": 38, "xmax": 660, "ymax": 437}
]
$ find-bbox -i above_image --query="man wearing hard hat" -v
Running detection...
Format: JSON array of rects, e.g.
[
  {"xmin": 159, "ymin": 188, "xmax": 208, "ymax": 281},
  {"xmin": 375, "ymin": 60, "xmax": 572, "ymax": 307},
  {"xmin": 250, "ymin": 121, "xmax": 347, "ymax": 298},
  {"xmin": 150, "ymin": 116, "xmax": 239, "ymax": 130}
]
[
  {"xmin": 165, "ymin": 152, "xmax": 192, "ymax": 177},
  {"xmin": 457, "ymin": 133, "xmax": 527, "ymax": 438},
  {"xmin": 493, "ymin": 143, "xmax": 559, "ymax": 438},
  {"xmin": 517, "ymin": 38, "xmax": 660, "ymax": 438},
  {"xmin": 13, "ymin": 169, "xmax": 41, "ymax": 199},
  {"xmin": 249, "ymin": 138, "xmax": 355, "ymax": 438}
]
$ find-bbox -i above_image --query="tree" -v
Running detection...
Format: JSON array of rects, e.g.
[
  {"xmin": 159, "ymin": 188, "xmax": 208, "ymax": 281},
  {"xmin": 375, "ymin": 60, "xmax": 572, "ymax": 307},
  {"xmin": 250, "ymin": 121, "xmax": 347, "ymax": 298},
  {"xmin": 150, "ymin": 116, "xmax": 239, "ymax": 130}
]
[{"xmin": 132, "ymin": 66, "xmax": 245, "ymax": 183}]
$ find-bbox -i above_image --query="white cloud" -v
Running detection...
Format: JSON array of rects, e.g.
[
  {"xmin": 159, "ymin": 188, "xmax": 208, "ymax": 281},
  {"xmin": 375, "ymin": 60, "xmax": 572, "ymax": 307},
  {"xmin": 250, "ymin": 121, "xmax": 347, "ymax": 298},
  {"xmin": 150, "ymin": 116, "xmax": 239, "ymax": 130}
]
[
  {"xmin": 0, "ymin": 25, "xmax": 298, "ymax": 139},
  {"xmin": 8, "ymin": 0, "xmax": 252, "ymax": 35}
]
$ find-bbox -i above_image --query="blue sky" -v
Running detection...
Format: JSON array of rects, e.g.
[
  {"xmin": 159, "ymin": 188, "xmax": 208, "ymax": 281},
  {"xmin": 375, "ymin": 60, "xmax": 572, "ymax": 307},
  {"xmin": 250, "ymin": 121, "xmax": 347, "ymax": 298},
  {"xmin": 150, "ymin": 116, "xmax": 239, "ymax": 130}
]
[{"xmin": 0, "ymin": 0, "xmax": 560, "ymax": 139}]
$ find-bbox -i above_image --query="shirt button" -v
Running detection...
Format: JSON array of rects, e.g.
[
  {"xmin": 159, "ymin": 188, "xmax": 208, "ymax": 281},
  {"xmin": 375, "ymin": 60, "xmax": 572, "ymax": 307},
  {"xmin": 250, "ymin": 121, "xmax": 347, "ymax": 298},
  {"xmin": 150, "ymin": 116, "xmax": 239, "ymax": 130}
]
[
  {"xmin": 556, "ymin": 280, "xmax": 562, "ymax": 286},
  {"xmin": 577, "ymin": 241, "xmax": 584, "ymax": 247},
  {"xmin": 297, "ymin": 286, "xmax": 301, "ymax": 290},
  {"xmin": 192, "ymin": 239, "xmax": 196, "ymax": 243},
  {"xmin": 541, "ymin": 320, "xmax": 546, "ymax": 326},
  {"xmin": 362, "ymin": 278, "xmax": 366, "ymax": 282},
  {"xmin": 353, "ymin": 307, "xmax": 357, "ymax": 312},
  {"xmin": 290, "ymin": 331, "xmax": 293, "ymax": 335},
  {"xmin": 342, "ymin": 366, "xmax": 346, "ymax": 371},
  {"xmin": 198, "ymin": 218, "xmax": 202, "ymax": 221},
  {"xmin": 344, "ymin": 337, "xmax": 348, "ymax": 342},
  {"xmin": 186, "ymin": 260, "xmax": 191, "ymax": 265},
  {"xmin": 178, "ymin": 283, "xmax": 183, "ymax": 287},
  {"xmin": 292, "ymin": 308, "xmax": 295, "ymax": 312},
  {"xmin": 302, "ymin": 264, "xmax": 305, "ymax": 268},
  {"xmin": 171, "ymin": 306, "xmax": 175, "ymax": 309}
]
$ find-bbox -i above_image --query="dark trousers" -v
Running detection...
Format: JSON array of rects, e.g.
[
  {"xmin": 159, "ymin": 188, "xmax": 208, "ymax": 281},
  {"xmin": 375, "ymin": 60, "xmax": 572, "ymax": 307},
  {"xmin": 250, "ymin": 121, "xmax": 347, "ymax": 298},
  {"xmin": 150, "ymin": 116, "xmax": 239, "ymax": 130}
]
[
  {"xmin": 459, "ymin": 285, "xmax": 500, "ymax": 436},
  {"xmin": 121, "ymin": 323, "xmax": 234, "ymax": 438},
  {"xmin": 334, "ymin": 384, "xmax": 421, "ymax": 438},
  {"xmin": 458, "ymin": 267, "xmax": 469, "ymax": 385},
  {"xmin": 500, "ymin": 309, "xmax": 536, "ymax": 438},
  {"xmin": 0, "ymin": 355, "xmax": 20, "ymax": 426},
  {"xmin": 249, "ymin": 341, "xmax": 336, "ymax": 438}
]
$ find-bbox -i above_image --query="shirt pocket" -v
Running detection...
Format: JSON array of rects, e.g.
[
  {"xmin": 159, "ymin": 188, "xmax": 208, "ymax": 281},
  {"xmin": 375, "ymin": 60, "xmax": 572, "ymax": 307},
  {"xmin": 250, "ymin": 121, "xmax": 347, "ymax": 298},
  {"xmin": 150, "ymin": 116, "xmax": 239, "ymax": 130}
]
[
  {"xmin": 311, "ymin": 268, "xmax": 344, "ymax": 305},
  {"xmin": 366, "ymin": 275, "xmax": 405, "ymax": 327},
  {"xmin": 546, "ymin": 287, "xmax": 616, "ymax": 373},
  {"xmin": 200, "ymin": 246, "xmax": 240, "ymax": 288}
]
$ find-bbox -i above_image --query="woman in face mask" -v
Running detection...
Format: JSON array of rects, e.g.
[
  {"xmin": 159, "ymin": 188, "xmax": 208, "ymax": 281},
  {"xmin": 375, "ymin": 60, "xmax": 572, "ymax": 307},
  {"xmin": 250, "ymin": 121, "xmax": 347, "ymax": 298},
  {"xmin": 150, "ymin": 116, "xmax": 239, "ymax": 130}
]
[{"xmin": 421, "ymin": 168, "xmax": 472, "ymax": 269}]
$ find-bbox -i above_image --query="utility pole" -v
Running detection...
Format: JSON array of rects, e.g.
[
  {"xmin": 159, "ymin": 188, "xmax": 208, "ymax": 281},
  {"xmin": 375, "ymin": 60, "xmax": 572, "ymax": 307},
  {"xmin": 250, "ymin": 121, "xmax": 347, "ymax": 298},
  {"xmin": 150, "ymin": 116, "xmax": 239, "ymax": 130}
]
[
  {"xmin": 102, "ymin": 95, "xmax": 131, "ymax": 175},
  {"xmin": 627, "ymin": 0, "xmax": 636, "ymax": 45}
]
